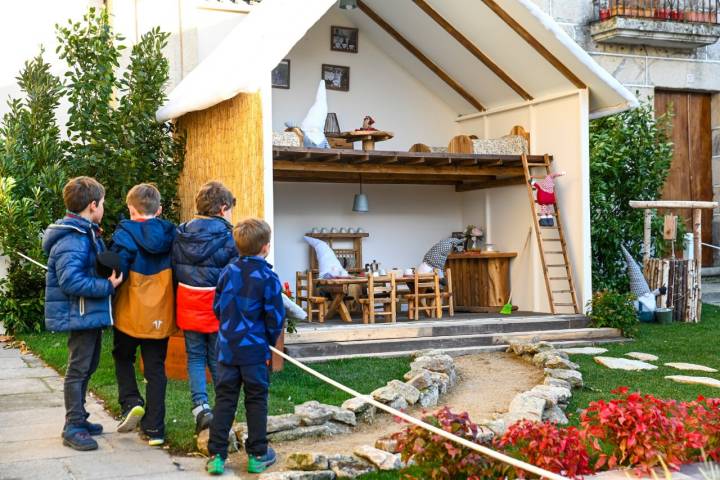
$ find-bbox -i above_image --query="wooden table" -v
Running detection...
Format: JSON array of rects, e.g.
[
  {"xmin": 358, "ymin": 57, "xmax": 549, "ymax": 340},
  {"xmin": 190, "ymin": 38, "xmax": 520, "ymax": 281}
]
[
  {"xmin": 338, "ymin": 130, "xmax": 394, "ymax": 151},
  {"xmin": 446, "ymin": 251, "xmax": 517, "ymax": 313},
  {"xmin": 316, "ymin": 275, "xmax": 416, "ymax": 322}
]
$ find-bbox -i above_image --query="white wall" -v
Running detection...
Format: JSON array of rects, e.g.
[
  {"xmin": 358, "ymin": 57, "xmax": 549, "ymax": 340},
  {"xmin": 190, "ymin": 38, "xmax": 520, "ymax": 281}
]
[
  {"xmin": 457, "ymin": 91, "xmax": 591, "ymax": 313},
  {"xmin": 273, "ymin": 183, "xmax": 463, "ymax": 288},
  {"xmin": 271, "ymin": 8, "xmax": 460, "ymax": 151}
]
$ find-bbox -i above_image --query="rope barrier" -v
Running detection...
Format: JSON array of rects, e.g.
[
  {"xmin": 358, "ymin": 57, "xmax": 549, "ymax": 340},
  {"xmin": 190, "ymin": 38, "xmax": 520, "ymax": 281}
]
[
  {"xmin": 13, "ymin": 250, "xmax": 566, "ymax": 478},
  {"xmin": 270, "ymin": 346, "xmax": 569, "ymax": 480},
  {"xmin": 702, "ymin": 242, "xmax": 720, "ymax": 252}
]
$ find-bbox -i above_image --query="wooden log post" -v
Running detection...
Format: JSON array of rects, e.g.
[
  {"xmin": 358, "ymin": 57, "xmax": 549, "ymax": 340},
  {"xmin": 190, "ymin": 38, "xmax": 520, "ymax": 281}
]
[
  {"xmin": 643, "ymin": 209, "xmax": 652, "ymax": 262},
  {"xmin": 693, "ymin": 208, "xmax": 703, "ymax": 322}
]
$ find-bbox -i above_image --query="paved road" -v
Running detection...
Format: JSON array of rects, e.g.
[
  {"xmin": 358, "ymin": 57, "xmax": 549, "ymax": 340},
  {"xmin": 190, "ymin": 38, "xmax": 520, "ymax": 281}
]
[{"xmin": 0, "ymin": 336, "xmax": 223, "ymax": 480}]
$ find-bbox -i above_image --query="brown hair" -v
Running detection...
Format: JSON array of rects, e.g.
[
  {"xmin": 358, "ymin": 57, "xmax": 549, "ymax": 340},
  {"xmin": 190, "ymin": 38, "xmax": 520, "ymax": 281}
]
[
  {"xmin": 126, "ymin": 183, "xmax": 161, "ymax": 215},
  {"xmin": 233, "ymin": 218, "xmax": 271, "ymax": 256},
  {"xmin": 63, "ymin": 176, "xmax": 105, "ymax": 213},
  {"xmin": 195, "ymin": 181, "xmax": 235, "ymax": 216}
]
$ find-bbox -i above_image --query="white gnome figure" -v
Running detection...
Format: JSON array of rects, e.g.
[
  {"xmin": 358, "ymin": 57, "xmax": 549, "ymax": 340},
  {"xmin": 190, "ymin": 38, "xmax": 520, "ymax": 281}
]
[{"xmin": 300, "ymin": 80, "xmax": 330, "ymax": 148}]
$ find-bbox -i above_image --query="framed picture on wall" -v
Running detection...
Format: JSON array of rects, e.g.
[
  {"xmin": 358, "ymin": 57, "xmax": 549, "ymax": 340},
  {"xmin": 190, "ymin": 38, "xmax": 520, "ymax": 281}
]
[
  {"xmin": 271, "ymin": 59, "xmax": 290, "ymax": 89},
  {"xmin": 331, "ymin": 26, "xmax": 358, "ymax": 53},
  {"xmin": 322, "ymin": 64, "xmax": 350, "ymax": 92}
]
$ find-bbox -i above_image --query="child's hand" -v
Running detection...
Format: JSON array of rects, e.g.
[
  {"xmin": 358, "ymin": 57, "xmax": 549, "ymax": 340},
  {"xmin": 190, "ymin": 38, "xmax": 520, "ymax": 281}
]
[{"xmin": 108, "ymin": 270, "xmax": 124, "ymax": 288}]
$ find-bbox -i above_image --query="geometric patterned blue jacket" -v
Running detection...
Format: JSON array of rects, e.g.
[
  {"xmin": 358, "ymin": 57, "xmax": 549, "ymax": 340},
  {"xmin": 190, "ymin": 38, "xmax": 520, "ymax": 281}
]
[{"xmin": 213, "ymin": 256, "xmax": 285, "ymax": 366}]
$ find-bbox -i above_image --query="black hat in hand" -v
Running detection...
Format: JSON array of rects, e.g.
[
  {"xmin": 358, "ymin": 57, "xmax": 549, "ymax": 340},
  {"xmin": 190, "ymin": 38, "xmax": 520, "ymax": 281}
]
[{"xmin": 96, "ymin": 251, "xmax": 122, "ymax": 278}]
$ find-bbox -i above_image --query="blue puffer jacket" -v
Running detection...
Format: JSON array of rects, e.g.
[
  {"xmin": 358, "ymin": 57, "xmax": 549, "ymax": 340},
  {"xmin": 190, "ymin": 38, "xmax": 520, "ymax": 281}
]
[
  {"xmin": 172, "ymin": 216, "xmax": 238, "ymax": 287},
  {"xmin": 43, "ymin": 215, "xmax": 114, "ymax": 332},
  {"xmin": 214, "ymin": 256, "xmax": 285, "ymax": 366}
]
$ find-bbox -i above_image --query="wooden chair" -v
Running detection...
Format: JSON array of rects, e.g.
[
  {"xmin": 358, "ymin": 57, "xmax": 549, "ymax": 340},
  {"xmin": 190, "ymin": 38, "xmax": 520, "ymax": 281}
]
[
  {"xmin": 358, "ymin": 273, "xmax": 397, "ymax": 324},
  {"xmin": 295, "ymin": 270, "xmax": 327, "ymax": 323},
  {"xmin": 402, "ymin": 270, "xmax": 442, "ymax": 320},
  {"xmin": 439, "ymin": 267, "xmax": 454, "ymax": 317}
]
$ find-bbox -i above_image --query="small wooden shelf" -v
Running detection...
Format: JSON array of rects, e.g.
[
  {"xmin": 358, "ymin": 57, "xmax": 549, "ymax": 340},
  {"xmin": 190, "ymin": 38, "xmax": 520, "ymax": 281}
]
[
  {"xmin": 306, "ymin": 232, "xmax": 368, "ymax": 273},
  {"xmin": 306, "ymin": 232, "xmax": 369, "ymax": 239}
]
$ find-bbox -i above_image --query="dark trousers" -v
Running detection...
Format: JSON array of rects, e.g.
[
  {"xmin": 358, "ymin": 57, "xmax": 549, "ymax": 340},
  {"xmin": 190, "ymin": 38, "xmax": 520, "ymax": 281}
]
[
  {"xmin": 208, "ymin": 362, "xmax": 270, "ymax": 459},
  {"xmin": 112, "ymin": 328, "xmax": 169, "ymax": 436},
  {"xmin": 65, "ymin": 328, "xmax": 103, "ymax": 427}
]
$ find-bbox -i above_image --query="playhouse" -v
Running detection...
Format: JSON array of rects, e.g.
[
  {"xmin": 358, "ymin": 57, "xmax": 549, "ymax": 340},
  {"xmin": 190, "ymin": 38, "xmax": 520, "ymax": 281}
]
[{"xmin": 156, "ymin": 0, "xmax": 637, "ymax": 349}]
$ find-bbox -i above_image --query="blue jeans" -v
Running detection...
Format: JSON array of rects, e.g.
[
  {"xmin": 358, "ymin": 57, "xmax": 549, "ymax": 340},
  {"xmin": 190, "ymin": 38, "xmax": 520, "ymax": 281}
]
[{"xmin": 183, "ymin": 330, "xmax": 219, "ymax": 406}]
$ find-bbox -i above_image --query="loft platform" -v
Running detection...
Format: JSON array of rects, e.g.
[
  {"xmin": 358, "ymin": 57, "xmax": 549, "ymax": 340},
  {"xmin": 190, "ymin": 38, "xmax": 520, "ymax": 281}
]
[{"xmin": 273, "ymin": 146, "xmax": 552, "ymax": 191}]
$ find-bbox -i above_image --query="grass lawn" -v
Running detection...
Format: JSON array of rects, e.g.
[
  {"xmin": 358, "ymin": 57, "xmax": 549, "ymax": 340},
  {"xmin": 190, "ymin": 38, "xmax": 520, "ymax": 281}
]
[
  {"xmin": 17, "ymin": 331, "xmax": 410, "ymax": 453},
  {"xmin": 565, "ymin": 303, "xmax": 720, "ymax": 423}
]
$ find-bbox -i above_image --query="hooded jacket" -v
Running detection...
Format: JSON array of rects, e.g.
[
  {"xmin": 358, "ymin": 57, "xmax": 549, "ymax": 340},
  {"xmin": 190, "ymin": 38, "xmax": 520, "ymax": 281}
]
[
  {"xmin": 111, "ymin": 218, "xmax": 177, "ymax": 339},
  {"xmin": 172, "ymin": 216, "xmax": 238, "ymax": 333},
  {"xmin": 43, "ymin": 215, "xmax": 114, "ymax": 332},
  {"xmin": 214, "ymin": 256, "xmax": 285, "ymax": 366}
]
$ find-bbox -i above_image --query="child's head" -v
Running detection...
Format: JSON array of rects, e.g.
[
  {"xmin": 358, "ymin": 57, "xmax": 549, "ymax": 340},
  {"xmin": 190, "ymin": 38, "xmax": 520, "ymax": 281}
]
[
  {"xmin": 63, "ymin": 176, "xmax": 105, "ymax": 224},
  {"xmin": 233, "ymin": 218, "xmax": 271, "ymax": 257},
  {"xmin": 195, "ymin": 181, "xmax": 235, "ymax": 222},
  {"xmin": 126, "ymin": 183, "xmax": 162, "ymax": 220}
]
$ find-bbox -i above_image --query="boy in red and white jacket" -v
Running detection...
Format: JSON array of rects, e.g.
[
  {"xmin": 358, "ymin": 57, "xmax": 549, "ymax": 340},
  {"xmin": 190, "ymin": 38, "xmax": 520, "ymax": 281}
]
[{"xmin": 172, "ymin": 181, "xmax": 238, "ymax": 432}]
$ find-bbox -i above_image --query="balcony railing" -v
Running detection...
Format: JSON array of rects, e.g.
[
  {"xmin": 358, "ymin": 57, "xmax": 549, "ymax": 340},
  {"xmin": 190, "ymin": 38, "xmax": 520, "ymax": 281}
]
[{"xmin": 593, "ymin": 0, "xmax": 720, "ymax": 24}]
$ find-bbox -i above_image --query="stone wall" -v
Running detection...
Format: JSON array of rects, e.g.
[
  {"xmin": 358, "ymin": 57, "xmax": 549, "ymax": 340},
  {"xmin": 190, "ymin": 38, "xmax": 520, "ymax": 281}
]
[{"xmin": 531, "ymin": 0, "xmax": 720, "ymax": 262}]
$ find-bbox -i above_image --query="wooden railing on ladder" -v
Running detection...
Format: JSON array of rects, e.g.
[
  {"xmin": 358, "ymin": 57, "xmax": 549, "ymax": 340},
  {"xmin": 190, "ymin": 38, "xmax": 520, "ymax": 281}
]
[{"xmin": 522, "ymin": 154, "xmax": 580, "ymax": 314}]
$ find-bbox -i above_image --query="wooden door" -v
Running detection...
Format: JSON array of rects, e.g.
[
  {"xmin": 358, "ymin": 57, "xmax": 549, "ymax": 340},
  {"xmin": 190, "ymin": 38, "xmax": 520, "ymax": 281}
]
[{"xmin": 654, "ymin": 91, "xmax": 713, "ymax": 266}]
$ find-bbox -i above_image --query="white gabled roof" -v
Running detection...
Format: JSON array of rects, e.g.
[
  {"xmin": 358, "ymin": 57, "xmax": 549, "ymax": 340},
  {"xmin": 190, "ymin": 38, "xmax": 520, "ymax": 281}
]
[{"xmin": 157, "ymin": 0, "xmax": 637, "ymax": 122}]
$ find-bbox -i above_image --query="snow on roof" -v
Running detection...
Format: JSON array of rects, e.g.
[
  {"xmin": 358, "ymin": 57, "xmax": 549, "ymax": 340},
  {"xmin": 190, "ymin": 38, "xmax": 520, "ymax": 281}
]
[{"xmin": 157, "ymin": 0, "xmax": 637, "ymax": 122}]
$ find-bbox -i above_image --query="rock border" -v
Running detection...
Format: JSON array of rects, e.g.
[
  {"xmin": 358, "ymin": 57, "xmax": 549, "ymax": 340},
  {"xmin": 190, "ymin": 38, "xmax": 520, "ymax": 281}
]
[
  {"xmin": 197, "ymin": 350, "xmax": 458, "ymax": 461},
  {"xmin": 477, "ymin": 340, "xmax": 584, "ymax": 437}
]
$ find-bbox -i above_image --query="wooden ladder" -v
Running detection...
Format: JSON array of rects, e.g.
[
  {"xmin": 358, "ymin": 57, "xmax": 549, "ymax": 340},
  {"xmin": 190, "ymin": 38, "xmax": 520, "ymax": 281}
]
[{"xmin": 522, "ymin": 154, "xmax": 580, "ymax": 314}]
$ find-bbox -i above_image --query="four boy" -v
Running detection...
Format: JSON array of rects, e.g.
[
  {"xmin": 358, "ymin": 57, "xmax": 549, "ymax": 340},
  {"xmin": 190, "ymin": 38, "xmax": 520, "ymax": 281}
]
[{"xmin": 43, "ymin": 177, "xmax": 282, "ymax": 474}]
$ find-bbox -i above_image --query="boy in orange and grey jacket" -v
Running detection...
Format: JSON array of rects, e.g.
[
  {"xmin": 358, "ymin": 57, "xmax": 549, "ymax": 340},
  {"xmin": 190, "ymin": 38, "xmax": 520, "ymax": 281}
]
[{"xmin": 111, "ymin": 184, "xmax": 176, "ymax": 446}]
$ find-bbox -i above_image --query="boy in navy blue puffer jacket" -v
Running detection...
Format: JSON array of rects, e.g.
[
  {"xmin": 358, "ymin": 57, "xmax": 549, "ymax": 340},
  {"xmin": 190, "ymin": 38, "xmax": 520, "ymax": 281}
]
[
  {"xmin": 206, "ymin": 218, "xmax": 285, "ymax": 476},
  {"xmin": 43, "ymin": 177, "xmax": 124, "ymax": 452},
  {"xmin": 172, "ymin": 181, "xmax": 238, "ymax": 433}
]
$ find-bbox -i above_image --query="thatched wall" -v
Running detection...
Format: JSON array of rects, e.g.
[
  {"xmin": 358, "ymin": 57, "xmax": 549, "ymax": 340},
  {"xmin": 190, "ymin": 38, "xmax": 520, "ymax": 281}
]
[{"xmin": 176, "ymin": 92, "xmax": 264, "ymax": 224}]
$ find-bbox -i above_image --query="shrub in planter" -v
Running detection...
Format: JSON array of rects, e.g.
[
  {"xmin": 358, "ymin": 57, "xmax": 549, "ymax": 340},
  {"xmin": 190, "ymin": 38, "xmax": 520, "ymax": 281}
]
[
  {"xmin": 497, "ymin": 420, "xmax": 592, "ymax": 479},
  {"xmin": 587, "ymin": 290, "xmax": 638, "ymax": 338}
]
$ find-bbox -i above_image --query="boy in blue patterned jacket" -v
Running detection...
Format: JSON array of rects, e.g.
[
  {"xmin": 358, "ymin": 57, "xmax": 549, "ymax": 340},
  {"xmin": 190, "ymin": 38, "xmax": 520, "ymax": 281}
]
[{"xmin": 206, "ymin": 218, "xmax": 285, "ymax": 476}]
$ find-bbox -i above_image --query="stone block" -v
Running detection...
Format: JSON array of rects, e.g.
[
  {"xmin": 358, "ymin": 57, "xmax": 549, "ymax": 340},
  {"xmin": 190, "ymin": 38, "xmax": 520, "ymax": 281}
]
[
  {"xmin": 713, "ymin": 129, "xmax": 720, "ymax": 157},
  {"xmin": 409, "ymin": 354, "xmax": 454, "ymax": 374},
  {"xmin": 418, "ymin": 384, "xmax": 439, "ymax": 408},
  {"xmin": 354, "ymin": 445, "xmax": 402, "ymax": 470},
  {"xmin": 328, "ymin": 454, "xmax": 375, "ymax": 478},
  {"xmin": 527, "ymin": 385, "xmax": 572, "ymax": 406},
  {"xmin": 388, "ymin": 396, "xmax": 408, "ymax": 411},
  {"xmin": 326, "ymin": 406, "xmax": 356, "ymax": 426},
  {"xmin": 405, "ymin": 371, "xmax": 433, "ymax": 391},
  {"xmin": 592, "ymin": 53, "xmax": 646, "ymax": 84},
  {"xmin": 542, "ymin": 404, "xmax": 569, "ymax": 425},
  {"xmin": 295, "ymin": 401, "xmax": 334, "ymax": 426},
  {"xmin": 325, "ymin": 421, "xmax": 352, "ymax": 436},
  {"xmin": 508, "ymin": 393, "xmax": 546, "ymax": 421},
  {"xmin": 594, "ymin": 356, "xmax": 658, "ymax": 371},
  {"xmin": 372, "ymin": 380, "xmax": 420, "ymax": 406},
  {"xmin": 258, "ymin": 471, "xmax": 335, "ymax": 480},
  {"xmin": 544, "ymin": 377, "xmax": 572, "ymax": 389},
  {"xmin": 647, "ymin": 58, "xmax": 720, "ymax": 91},
  {"xmin": 268, "ymin": 414, "xmax": 302, "ymax": 433},
  {"xmin": 545, "ymin": 368, "xmax": 583, "ymax": 388},
  {"xmin": 341, "ymin": 397, "xmax": 375, "ymax": 424},
  {"xmin": 286, "ymin": 452, "xmax": 329, "ymax": 471},
  {"xmin": 375, "ymin": 436, "xmax": 400, "ymax": 453},
  {"xmin": 268, "ymin": 424, "xmax": 331, "ymax": 442}
]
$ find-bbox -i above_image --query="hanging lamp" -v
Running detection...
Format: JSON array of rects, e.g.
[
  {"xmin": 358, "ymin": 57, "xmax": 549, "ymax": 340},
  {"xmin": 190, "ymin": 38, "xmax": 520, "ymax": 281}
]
[
  {"xmin": 352, "ymin": 175, "xmax": 368, "ymax": 212},
  {"xmin": 339, "ymin": 0, "xmax": 357, "ymax": 10}
]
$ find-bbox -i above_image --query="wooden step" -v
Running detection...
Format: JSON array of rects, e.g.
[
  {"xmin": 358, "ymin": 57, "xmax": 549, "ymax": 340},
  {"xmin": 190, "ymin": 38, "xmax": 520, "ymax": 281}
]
[{"xmin": 286, "ymin": 327, "xmax": 624, "ymax": 361}]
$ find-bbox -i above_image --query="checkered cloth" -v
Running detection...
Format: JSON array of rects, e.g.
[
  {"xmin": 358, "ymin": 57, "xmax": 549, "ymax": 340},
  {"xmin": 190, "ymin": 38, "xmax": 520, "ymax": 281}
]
[
  {"xmin": 621, "ymin": 245, "xmax": 651, "ymax": 296},
  {"xmin": 423, "ymin": 238, "xmax": 463, "ymax": 271}
]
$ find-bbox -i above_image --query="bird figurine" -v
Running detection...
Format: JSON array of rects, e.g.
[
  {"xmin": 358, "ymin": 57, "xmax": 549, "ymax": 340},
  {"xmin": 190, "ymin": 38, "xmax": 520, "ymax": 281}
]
[
  {"xmin": 300, "ymin": 80, "xmax": 330, "ymax": 148},
  {"xmin": 361, "ymin": 115, "xmax": 377, "ymax": 131}
]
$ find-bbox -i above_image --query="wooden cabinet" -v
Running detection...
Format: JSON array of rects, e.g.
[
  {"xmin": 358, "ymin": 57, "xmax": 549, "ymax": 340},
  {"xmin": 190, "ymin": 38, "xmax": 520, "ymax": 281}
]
[{"xmin": 446, "ymin": 252, "xmax": 516, "ymax": 312}]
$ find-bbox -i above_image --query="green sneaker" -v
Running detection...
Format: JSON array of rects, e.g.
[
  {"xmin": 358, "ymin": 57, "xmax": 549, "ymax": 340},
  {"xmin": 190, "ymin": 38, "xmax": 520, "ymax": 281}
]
[
  {"xmin": 206, "ymin": 455, "xmax": 225, "ymax": 476},
  {"xmin": 247, "ymin": 447, "xmax": 276, "ymax": 474}
]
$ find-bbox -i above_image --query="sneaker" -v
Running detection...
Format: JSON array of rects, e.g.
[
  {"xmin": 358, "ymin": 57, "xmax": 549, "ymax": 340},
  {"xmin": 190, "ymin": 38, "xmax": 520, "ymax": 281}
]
[
  {"xmin": 117, "ymin": 405, "xmax": 145, "ymax": 433},
  {"xmin": 193, "ymin": 403, "xmax": 213, "ymax": 433},
  {"xmin": 62, "ymin": 427, "xmax": 99, "ymax": 451},
  {"xmin": 147, "ymin": 437, "xmax": 165, "ymax": 447},
  {"xmin": 247, "ymin": 447, "xmax": 277, "ymax": 474},
  {"xmin": 81, "ymin": 420, "xmax": 104, "ymax": 436},
  {"xmin": 206, "ymin": 454, "xmax": 225, "ymax": 476}
]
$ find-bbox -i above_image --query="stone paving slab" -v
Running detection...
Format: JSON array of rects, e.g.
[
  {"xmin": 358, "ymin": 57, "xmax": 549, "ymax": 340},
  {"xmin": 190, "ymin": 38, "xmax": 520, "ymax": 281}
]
[
  {"xmin": 0, "ymin": 377, "xmax": 52, "ymax": 395},
  {"xmin": 0, "ymin": 338, "xmax": 208, "ymax": 479},
  {"xmin": 0, "ymin": 391, "xmax": 64, "ymax": 411},
  {"xmin": 0, "ymin": 366, "xmax": 58, "ymax": 380}
]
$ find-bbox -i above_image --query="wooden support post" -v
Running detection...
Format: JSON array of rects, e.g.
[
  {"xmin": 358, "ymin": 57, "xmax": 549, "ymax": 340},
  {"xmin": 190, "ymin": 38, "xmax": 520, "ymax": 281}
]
[
  {"xmin": 643, "ymin": 209, "xmax": 652, "ymax": 262},
  {"xmin": 693, "ymin": 207, "xmax": 703, "ymax": 322}
]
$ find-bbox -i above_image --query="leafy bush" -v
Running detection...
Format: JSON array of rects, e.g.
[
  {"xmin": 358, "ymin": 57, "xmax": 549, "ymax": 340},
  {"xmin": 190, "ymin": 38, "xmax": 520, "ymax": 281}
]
[
  {"xmin": 393, "ymin": 407, "xmax": 513, "ymax": 480},
  {"xmin": 497, "ymin": 420, "xmax": 592, "ymax": 479},
  {"xmin": 392, "ymin": 392, "xmax": 720, "ymax": 479},
  {"xmin": 0, "ymin": 8, "xmax": 184, "ymax": 333},
  {"xmin": 590, "ymin": 100, "xmax": 674, "ymax": 291},
  {"xmin": 587, "ymin": 290, "xmax": 638, "ymax": 337}
]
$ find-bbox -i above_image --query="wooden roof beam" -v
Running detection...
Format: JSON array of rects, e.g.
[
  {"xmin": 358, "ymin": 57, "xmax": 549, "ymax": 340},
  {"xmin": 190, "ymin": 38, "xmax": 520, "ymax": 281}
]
[
  {"xmin": 357, "ymin": 0, "xmax": 485, "ymax": 112},
  {"xmin": 274, "ymin": 160, "xmax": 522, "ymax": 177},
  {"xmin": 455, "ymin": 176, "xmax": 525, "ymax": 192},
  {"xmin": 413, "ymin": 0, "xmax": 533, "ymax": 101},
  {"xmin": 481, "ymin": 0, "xmax": 586, "ymax": 90}
]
